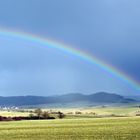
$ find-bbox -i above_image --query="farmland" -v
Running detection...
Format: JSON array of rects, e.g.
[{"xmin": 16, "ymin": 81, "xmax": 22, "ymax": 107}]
[
  {"xmin": 0, "ymin": 106, "xmax": 139, "ymax": 140},
  {"xmin": 0, "ymin": 117, "xmax": 140, "ymax": 140},
  {"xmin": 0, "ymin": 106, "xmax": 140, "ymax": 118}
]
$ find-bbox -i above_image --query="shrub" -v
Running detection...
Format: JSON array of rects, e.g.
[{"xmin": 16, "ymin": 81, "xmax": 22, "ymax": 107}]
[
  {"xmin": 58, "ymin": 111, "xmax": 65, "ymax": 119},
  {"xmin": 42, "ymin": 111, "xmax": 50, "ymax": 119},
  {"xmin": 34, "ymin": 108, "xmax": 43, "ymax": 119}
]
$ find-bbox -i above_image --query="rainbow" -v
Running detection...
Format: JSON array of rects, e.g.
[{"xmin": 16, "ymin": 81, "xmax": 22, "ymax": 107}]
[{"xmin": 0, "ymin": 28, "xmax": 139, "ymax": 91}]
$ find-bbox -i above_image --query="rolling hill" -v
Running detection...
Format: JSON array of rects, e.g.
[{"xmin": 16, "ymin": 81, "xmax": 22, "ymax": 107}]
[{"xmin": 0, "ymin": 92, "xmax": 137, "ymax": 106}]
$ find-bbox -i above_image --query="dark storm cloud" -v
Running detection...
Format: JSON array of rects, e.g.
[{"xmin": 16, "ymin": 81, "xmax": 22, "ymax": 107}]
[{"xmin": 0, "ymin": 0, "xmax": 140, "ymax": 95}]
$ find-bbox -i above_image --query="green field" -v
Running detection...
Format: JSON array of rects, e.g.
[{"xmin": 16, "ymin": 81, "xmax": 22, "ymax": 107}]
[
  {"xmin": 0, "ymin": 117, "xmax": 140, "ymax": 140},
  {"xmin": 0, "ymin": 106, "xmax": 140, "ymax": 117}
]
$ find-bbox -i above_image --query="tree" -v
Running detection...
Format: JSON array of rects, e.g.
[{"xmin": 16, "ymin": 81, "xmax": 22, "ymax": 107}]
[
  {"xmin": 58, "ymin": 111, "xmax": 65, "ymax": 119},
  {"xmin": 42, "ymin": 111, "xmax": 50, "ymax": 119},
  {"xmin": 29, "ymin": 113, "xmax": 34, "ymax": 118},
  {"xmin": 34, "ymin": 108, "xmax": 42, "ymax": 119}
]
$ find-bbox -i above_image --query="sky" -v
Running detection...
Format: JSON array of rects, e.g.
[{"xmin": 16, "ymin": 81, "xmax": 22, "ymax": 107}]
[{"xmin": 0, "ymin": 0, "xmax": 140, "ymax": 96}]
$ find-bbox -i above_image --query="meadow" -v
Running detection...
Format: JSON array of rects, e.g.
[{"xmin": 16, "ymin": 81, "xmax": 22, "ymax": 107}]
[
  {"xmin": 0, "ymin": 106, "xmax": 140, "ymax": 140},
  {"xmin": 0, "ymin": 106, "xmax": 140, "ymax": 117},
  {"xmin": 0, "ymin": 117, "xmax": 140, "ymax": 140}
]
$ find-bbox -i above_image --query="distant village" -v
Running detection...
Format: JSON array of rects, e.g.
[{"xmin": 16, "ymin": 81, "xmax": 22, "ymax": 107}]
[{"xmin": 0, "ymin": 106, "xmax": 19, "ymax": 111}]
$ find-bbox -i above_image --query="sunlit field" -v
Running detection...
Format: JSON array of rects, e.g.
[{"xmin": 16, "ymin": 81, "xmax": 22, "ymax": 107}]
[
  {"xmin": 0, "ymin": 107, "xmax": 140, "ymax": 140},
  {"xmin": 0, "ymin": 117, "xmax": 139, "ymax": 140},
  {"xmin": 0, "ymin": 111, "xmax": 29, "ymax": 117},
  {"xmin": 0, "ymin": 106, "xmax": 140, "ymax": 117}
]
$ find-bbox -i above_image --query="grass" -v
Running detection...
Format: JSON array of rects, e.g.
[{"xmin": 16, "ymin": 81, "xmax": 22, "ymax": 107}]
[
  {"xmin": 0, "ymin": 106, "xmax": 139, "ymax": 117},
  {"xmin": 43, "ymin": 106, "xmax": 140, "ymax": 117},
  {"xmin": 0, "ymin": 111, "xmax": 29, "ymax": 117},
  {"xmin": 0, "ymin": 117, "xmax": 140, "ymax": 140},
  {"xmin": 0, "ymin": 107, "xmax": 139, "ymax": 140},
  {"xmin": 86, "ymin": 106, "xmax": 139, "ymax": 116}
]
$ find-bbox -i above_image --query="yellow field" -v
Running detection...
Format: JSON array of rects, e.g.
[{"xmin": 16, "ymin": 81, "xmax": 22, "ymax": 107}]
[
  {"xmin": 0, "ymin": 117, "xmax": 140, "ymax": 140},
  {"xmin": 0, "ymin": 106, "xmax": 139, "ymax": 117}
]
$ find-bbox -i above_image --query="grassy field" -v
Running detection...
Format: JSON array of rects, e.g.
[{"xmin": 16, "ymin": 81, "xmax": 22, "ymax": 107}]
[
  {"xmin": 44, "ymin": 106, "xmax": 140, "ymax": 118},
  {"xmin": 0, "ymin": 117, "xmax": 140, "ymax": 140},
  {"xmin": 0, "ymin": 106, "xmax": 139, "ymax": 118},
  {"xmin": 0, "ymin": 106, "xmax": 140, "ymax": 116},
  {"xmin": 0, "ymin": 111, "xmax": 29, "ymax": 117},
  {"xmin": 0, "ymin": 107, "xmax": 139, "ymax": 140}
]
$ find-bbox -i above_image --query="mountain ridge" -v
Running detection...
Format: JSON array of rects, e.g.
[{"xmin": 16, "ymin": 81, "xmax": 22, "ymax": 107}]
[{"xmin": 0, "ymin": 92, "xmax": 138, "ymax": 106}]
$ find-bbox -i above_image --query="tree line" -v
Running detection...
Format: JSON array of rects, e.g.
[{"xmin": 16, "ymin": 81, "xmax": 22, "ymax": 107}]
[{"xmin": 0, "ymin": 108, "xmax": 65, "ymax": 121}]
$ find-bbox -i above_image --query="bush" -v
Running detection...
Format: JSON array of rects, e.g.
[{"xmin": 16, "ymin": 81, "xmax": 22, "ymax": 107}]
[
  {"xmin": 58, "ymin": 111, "xmax": 65, "ymax": 119},
  {"xmin": 42, "ymin": 111, "xmax": 50, "ymax": 119},
  {"xmin": 34, "ymin": 108, "xmax": 43, "ymax": 118}
]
